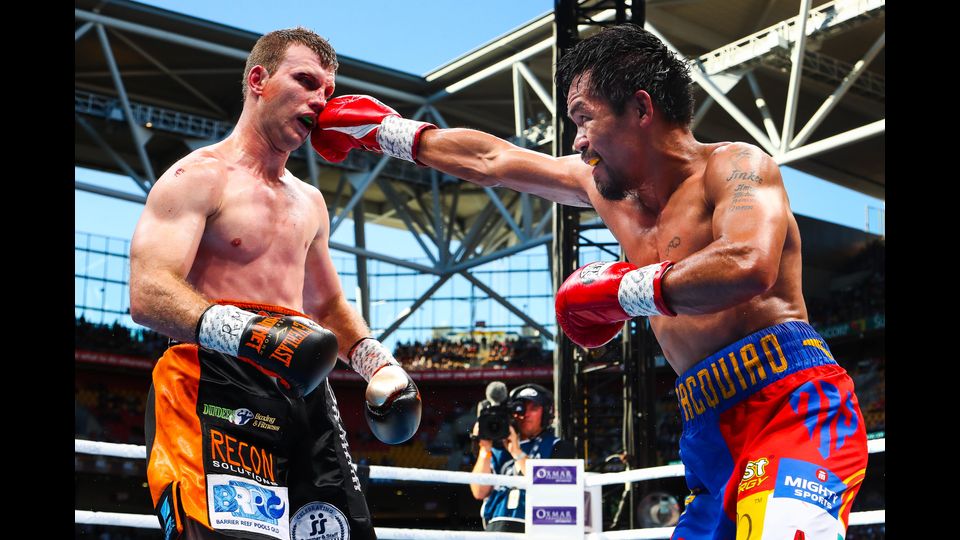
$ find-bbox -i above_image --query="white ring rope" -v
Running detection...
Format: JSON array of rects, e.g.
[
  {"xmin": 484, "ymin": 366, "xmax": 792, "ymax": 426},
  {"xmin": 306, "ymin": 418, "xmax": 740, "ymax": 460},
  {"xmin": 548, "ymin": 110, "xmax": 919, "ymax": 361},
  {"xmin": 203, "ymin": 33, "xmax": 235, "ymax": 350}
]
[
  {"xmin": 367, "ymin": 529, "xmax": 525, "ymax": 540},
  {"xmin": 585, "ymin": 464, "xmax": 686, "ymax": 487},
  {"xmin": 77, "ymin": 437, "xmax": 884, "ymax": 488},
  {"xmin": 75, "ymin": 438, "xmax": 887, "ymax": 536},
  {"xmin": 76, "ymin": 439, "xmax": 147, "ymax": 459},
  {"xmin": 76, "ymin": 510, "xmax": 159, "ymax": 529},
  {"xmin": 74, "ymin": 511, "xmax": 525, "ymax": 539},
  {"xmin": 74, "ymin": 510, "xmax": 886, "ymax": 537},
  {"xmin": 585, "ymin": 528, "xmax": 680, "ymax": 540},
  {"xmin": 579, "ymin": 511, "xmax": 887, "ymax": 540},
  {"xmin": 369, "ymin": 465, "xmax": 527, "ymax": 488}
]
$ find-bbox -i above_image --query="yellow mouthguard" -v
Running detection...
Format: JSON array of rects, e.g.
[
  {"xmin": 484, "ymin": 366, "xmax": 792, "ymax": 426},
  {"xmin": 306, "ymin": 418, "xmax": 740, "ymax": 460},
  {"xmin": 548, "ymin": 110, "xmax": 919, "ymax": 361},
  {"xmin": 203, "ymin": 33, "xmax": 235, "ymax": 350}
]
[{"xmin": 587, "ymin": 157, "xmax": 600, "ymax": 166}]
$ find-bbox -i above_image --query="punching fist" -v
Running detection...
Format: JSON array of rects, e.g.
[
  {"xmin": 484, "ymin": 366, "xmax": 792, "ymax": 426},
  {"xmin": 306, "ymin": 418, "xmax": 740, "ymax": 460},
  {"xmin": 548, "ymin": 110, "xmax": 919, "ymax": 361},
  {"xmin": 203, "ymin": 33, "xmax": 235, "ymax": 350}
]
[
  {"xmin": 349, "ymin": 338, "xmax": 422, "ymax": 444},
  {"xmin": 196, "ymin": 304, "xmax": 338, "ymax": 397},
  {"xmin": 312, "ymin": 95, "xmax": 436, "ymax": 164},
  {"xmin": 555, "ymin": 261, "xmax": 676, "ymax": 348}
]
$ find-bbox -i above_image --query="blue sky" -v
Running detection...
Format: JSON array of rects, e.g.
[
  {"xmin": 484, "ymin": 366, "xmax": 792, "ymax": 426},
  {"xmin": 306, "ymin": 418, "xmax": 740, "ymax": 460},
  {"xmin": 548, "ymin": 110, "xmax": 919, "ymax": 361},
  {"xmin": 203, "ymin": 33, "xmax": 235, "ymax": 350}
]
[{"xmin": 76, "ymin": 1, "xmax": 884, "ymax": 344}]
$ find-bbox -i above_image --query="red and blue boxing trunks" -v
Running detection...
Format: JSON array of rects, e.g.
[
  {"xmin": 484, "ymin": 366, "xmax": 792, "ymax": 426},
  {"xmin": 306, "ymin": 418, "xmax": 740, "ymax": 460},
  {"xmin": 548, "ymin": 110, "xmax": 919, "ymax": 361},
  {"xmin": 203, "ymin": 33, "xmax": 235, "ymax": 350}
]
[{"xmin": 671, "ymin": 321, "xmax": 868, "ymax": 540}]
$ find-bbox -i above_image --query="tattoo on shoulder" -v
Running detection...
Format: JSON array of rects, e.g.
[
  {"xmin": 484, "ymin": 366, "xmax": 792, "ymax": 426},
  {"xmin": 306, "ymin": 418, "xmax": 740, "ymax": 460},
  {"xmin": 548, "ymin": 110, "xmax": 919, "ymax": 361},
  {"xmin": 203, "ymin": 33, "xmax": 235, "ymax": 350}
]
[
  {"xmin": 726, "ymin": 148, "xmax": 763, "ymax": 184},
  {"xmin": 726, "ymin": 169, "xmax": 763, "ymax": 184},
  {"xmin": 665, "ymin": 236, "xmax": 681, "ymax": 256}
]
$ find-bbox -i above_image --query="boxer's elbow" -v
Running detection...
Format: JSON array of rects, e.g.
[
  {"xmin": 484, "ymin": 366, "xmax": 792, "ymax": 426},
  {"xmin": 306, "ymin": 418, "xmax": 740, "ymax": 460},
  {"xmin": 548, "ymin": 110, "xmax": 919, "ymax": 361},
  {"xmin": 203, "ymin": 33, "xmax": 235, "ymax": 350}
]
[
  {"xmin": 128, "ymin": 272, "xmax": 166, "ymax": 328},
  {"xmin": 732, "ymin": 246, "xmax": 779, "ymax": 295},
  {"xmin": 128, "ymin": 284, "xmax": 152, "ymax": 327}
]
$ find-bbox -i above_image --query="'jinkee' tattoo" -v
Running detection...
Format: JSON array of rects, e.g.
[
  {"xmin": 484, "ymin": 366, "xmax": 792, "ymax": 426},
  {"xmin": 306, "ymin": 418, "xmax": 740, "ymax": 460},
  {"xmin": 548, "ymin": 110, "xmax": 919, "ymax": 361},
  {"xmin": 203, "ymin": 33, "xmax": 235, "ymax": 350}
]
[
  {"xmin": 726, "ymin": 170, "xmax": 763, "ymax": 184},
  {"xmin": 727, "ymin": 148, "xmax": 763, "ymax": 184}
]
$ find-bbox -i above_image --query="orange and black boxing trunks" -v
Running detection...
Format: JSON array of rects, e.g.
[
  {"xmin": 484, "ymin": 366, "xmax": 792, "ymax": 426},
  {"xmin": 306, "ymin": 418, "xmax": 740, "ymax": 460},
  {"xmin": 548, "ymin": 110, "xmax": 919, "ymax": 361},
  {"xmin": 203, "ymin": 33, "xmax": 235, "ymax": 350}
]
[{"xmin": 144, "ymin": 301, "xmax": 375, "ymax": 540}]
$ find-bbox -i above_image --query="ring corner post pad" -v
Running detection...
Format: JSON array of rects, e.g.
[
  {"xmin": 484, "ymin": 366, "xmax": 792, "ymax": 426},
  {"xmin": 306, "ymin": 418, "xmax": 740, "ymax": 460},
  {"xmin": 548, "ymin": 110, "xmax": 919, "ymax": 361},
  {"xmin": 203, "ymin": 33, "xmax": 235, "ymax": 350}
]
[{"xmin": 524, "ymin": 458, "xmax": 584, "ymax": 540}]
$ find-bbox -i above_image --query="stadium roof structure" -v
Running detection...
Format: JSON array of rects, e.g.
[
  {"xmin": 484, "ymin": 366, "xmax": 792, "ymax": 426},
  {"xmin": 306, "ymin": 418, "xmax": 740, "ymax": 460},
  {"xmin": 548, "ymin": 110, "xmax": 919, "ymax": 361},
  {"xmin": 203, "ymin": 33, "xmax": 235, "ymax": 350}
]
[{"xmin": 75, "ymin": 0, "xmax": 884, "ymax": 337}]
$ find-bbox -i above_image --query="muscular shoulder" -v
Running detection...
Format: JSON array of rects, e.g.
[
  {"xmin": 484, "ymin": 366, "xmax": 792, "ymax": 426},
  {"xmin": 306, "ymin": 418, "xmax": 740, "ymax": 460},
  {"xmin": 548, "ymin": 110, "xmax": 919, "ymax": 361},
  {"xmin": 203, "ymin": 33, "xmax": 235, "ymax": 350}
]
[
  {"xmin": 703, "ymin": 142, "xmax": 782, "ymax": 200},
  {"xmin": 154, "ymin": 149, "xmax": 229, "ymax": 195},
  {"xmin": 147, "ymin": 148, "xmax": 229, "ymax": 215},
  {"xmin": 705, "ymin": 142, "xmax": 774, "ymax": 172}
]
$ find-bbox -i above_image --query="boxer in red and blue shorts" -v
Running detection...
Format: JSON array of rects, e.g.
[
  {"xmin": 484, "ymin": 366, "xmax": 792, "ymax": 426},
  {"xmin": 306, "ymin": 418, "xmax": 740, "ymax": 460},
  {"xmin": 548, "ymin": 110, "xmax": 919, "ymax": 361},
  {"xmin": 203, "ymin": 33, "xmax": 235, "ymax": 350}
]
[
  {"xmin": 309, "ymin": 23, "xmax": 874, "ymax": 539},
  {"xmin": 672, "ymin": 321, "xmax": 867, "ymax": 540}
]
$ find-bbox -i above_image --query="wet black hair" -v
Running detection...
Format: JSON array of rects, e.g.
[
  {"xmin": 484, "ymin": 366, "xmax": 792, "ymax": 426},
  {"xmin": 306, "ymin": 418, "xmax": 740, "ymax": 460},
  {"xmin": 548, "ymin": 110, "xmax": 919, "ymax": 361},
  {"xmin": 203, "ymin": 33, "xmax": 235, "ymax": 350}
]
[{"xmin": 556, "ymin": 24, "xmax": 694, "ymax": 125}]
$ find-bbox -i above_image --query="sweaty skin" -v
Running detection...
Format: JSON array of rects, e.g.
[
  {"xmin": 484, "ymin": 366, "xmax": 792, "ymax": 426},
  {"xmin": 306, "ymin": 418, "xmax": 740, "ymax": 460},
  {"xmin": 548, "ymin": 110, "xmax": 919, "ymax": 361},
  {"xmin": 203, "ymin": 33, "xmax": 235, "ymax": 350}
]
[
  {"xmin": 414, "ymin": 72, "xmax": 806, "ymax": 375},
  {"xmin": 129, "ymin": 44, "xmax": 372, "ymax": 361}
]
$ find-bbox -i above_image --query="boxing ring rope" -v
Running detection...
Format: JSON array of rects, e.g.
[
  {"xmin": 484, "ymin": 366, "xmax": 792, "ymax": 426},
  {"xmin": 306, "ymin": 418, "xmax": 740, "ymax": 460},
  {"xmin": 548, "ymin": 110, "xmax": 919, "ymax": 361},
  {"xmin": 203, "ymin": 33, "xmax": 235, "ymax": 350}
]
[{"xmin": 75, "ymin": 438, "xmax": 886, "ymax": 538}]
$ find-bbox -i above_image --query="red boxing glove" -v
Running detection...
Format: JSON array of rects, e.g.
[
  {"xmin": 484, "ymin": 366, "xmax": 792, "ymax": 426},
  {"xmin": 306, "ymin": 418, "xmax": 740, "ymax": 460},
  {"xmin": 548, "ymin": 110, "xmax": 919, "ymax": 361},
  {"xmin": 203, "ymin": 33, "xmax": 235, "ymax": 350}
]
[
  {"xmin": 555, "ymin": 261, "xmax": 676, "ymax": 348},
  {"xmin": 312, "ymin": 95, "xmax": 436, "ymax": 164}
]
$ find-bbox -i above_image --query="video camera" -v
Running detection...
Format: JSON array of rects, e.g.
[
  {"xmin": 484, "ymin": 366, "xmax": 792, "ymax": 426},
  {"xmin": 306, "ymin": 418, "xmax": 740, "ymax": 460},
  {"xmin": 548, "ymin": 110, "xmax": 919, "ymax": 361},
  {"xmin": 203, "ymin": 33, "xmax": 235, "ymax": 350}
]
[{"xmin": 475, "ymin": 381, "xmax": 523, "ymax": 441}]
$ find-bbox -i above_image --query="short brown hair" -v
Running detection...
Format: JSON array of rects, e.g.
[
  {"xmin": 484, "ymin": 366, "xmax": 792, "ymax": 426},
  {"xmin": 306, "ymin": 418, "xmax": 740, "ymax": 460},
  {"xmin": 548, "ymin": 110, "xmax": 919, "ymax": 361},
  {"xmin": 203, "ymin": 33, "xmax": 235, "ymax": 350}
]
[{"xmin": 243, "ymin": 27, "xmax": 339, "ymax": 98}]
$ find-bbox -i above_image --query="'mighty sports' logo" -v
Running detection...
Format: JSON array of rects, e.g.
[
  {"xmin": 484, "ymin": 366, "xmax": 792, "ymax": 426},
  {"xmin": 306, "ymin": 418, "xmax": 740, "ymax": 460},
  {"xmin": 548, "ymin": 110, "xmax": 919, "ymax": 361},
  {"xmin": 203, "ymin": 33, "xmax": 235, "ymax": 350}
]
[{"xmin": 773, "ymin": 458, "xmax": 845, "ymax": 518}]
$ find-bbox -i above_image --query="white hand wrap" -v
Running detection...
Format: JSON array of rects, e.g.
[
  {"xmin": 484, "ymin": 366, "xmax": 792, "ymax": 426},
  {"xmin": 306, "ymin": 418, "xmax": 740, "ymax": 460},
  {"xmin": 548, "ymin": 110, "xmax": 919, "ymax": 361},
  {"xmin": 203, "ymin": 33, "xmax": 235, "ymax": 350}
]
[
  {"xmin": 196, "ymin": 304, "xmax": 257, "ymax": 354},
  {"xmin": 376, "ymin": 116, "xmax": 431, "ymax": 163},
  {"xmin": 617, "ymin": 261, "xmax": 676, "ymax": 317},
  {"xmin": 349, "ymin": 338, "xmax": 401, "ymax": 381}
]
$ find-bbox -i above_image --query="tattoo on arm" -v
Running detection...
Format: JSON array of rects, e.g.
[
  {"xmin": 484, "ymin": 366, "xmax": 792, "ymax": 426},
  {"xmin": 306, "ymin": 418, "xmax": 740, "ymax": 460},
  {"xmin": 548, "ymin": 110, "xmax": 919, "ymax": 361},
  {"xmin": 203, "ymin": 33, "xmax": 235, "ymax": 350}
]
[{"xmin": 728, "ymin": 183, "xmax": 758, "ymax": 212}]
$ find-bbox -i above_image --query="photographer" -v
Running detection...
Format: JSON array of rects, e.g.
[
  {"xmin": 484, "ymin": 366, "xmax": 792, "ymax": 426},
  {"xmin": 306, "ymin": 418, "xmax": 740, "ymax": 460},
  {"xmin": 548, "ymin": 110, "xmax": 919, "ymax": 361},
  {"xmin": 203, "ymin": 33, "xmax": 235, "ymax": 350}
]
[{"xmin": 469, "ymin": 383, "xmax": 576, "ymax": 532}]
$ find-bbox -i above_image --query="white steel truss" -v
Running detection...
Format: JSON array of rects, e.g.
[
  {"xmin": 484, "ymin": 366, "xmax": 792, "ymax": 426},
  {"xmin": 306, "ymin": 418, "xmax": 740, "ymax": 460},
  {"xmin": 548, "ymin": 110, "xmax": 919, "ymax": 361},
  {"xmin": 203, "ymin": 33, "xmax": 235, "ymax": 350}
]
[{"xmin": 76, "ymin": 0, "xmax": 884, "ymax": 339}]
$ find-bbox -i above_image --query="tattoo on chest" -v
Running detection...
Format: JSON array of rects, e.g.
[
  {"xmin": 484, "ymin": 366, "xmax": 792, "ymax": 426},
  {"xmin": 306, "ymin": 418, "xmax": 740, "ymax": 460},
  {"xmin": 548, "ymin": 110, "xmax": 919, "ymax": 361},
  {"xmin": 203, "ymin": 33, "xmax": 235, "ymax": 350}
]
[{"xmin": 665, "ymin": 236, "xmax": 681, "ymax": 255}]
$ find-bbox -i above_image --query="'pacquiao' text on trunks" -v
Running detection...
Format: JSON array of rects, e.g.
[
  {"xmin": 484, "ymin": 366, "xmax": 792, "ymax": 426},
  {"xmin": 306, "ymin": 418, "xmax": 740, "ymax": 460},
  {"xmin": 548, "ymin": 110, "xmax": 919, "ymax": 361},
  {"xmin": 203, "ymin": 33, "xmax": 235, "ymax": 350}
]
[{"xmin": 674, "ymin": 323, "xmax": 837, "ymax": 423}]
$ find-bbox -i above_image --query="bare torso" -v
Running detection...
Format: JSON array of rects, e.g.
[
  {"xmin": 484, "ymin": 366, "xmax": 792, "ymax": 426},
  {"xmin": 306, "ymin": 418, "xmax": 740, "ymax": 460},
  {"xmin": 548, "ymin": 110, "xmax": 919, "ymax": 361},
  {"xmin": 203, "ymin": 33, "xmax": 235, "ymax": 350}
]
[
  {"xmin": 179, "ymin": 145, "xmax": 323, "ymax": 312},
  {"xmin": 587, "ymin": 143, "xmax": 807, "ymax": 374}
]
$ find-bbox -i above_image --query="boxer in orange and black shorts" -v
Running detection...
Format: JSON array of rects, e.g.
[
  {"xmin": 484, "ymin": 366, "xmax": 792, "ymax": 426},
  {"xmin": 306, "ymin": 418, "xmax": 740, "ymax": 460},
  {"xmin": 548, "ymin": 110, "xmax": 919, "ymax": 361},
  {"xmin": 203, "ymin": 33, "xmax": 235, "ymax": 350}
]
[
  {"xmin": 129, "ymin": 26, "xmax": 425, "ymax": 540},
  {"xmin": 146, "ymin": 302, "xmax": 372, "ymax": 540}
]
